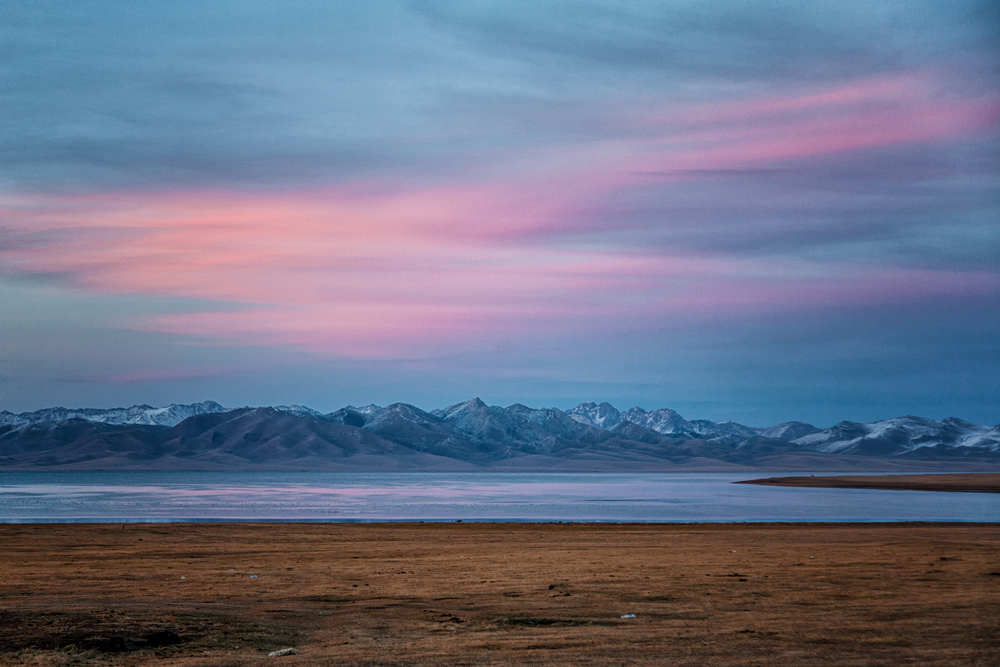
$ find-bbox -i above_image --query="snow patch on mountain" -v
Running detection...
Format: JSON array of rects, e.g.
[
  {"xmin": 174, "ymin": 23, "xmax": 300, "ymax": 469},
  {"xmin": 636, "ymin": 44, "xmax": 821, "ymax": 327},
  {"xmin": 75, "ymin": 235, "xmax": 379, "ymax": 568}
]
[
  {"xmin": 0, "ymin": 401, "xmax": 229, "ymax": 429},
  {"xmin": 793, "ymin": 416, "xmax": 1000, "ymax": 454},
  {"xmin": 363, "ymin": 403, "xmax": 441, "ymax": 431},
  {"xmin": 760, "ymin": 421, "xmax": 820, "ymax": 440},
  {"xmin": 622, "ymin": 407, "xmax": 692, "ymax": 436},
  {"xmin": 346, "ymin": 404, "xmax": 383, "ymax": 416},
  {"xmin": 4, "ymin": 399, "xmax": 997, "ymax": 459},
  {"xmin": 273, "ymin": 405, "xmax": 325, "ymax": 419},
  {"xmin": 566, "ymin": 402, "xmax": 623, "ymax": 429},
  {"xmin": 434, "ymin": 398, "xmax": 510, "ymax": 442}
]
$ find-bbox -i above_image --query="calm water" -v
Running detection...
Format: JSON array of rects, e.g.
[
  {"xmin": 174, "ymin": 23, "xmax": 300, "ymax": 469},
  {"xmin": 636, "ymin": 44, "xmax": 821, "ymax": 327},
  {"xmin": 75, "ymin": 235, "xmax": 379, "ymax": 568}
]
[{"xmin": 0, "ymin": 472, "xmax": 996, "ymax": 523}]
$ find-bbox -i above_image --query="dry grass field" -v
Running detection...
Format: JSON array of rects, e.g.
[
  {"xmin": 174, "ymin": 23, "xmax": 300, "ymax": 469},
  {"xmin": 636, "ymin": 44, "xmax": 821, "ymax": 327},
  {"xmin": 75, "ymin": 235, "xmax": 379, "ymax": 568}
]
[{"xmin": 1, "ymin": 522, "xmax": 998, "ymax": 666}]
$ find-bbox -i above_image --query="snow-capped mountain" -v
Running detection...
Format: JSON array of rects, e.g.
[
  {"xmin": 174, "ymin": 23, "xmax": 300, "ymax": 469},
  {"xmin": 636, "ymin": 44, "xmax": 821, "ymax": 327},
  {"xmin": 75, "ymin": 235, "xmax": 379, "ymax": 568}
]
[
  {"xmin": 0, "ymin": 401, "xmax": 228, "ymax": 429},
  {"xmin": 434, "ymin": 399, "xmax": 605, "ymax": 452},
  {"xmin": 570, "ymin": 404, "xmax": 763, "ymax": 444},
  {"xmin": 759, "ymin": 421, "xmax": 821, "ymax": 440},
  {"xmin": 433, "ymin": 398, "xmax": 594, "ymax": 442},
  {"xmin": 566, "ymin": 402, "xmax": 624, "ymax": 429},
  {"xmin": 792, "ymin": 416, "xmax": 1000, "ymax": 455},
  {"xmin": 346, "ymin": 404, "xmax": 383, "ymax": 416},
  {"xmin": 622, "ymin": 407, "xmax": 692, "ymax": 436},
  {"xmin": 2, "ymin": 399, "xmax": 997, "ymax": 470},
  {"xmin": 272, "ymin": 405, "xmax": 325, "ymax": 419},
  {"xmin": 568, "ymin": 404, "xmax": 999, "ymax": 454}
]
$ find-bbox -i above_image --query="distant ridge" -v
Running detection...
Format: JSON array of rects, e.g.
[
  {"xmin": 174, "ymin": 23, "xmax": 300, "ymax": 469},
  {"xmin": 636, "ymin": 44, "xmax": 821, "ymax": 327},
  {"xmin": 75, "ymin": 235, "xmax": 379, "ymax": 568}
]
[{"xmin": 1, "ymin": 399, "xmax": 998, "ymax": 471}]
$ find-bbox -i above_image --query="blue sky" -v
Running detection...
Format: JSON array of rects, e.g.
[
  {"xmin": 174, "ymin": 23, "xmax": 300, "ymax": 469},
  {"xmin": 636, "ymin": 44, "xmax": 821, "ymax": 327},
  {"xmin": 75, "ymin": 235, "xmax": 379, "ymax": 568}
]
[{"xmin": 1, "ymin": 1, "xmax": 997, "ymax": 426}]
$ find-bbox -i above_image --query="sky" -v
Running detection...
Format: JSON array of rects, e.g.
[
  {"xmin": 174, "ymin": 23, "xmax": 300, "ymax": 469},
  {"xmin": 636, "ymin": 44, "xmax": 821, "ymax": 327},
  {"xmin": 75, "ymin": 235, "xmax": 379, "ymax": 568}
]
[{"xmin": 1, "ymin": 1, "xmax": 998, "ymax": 427}]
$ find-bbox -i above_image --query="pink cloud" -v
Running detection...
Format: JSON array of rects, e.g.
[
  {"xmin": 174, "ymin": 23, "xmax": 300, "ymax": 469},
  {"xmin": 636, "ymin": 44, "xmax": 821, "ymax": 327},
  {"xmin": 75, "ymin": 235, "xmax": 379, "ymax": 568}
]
[
  {"xmin": 2, "ymin": 70, "xmax": 996, "ymax": 357},
  {"xmin": 601, "ymin": 71, "xmax": 996, "ymax": 185}
]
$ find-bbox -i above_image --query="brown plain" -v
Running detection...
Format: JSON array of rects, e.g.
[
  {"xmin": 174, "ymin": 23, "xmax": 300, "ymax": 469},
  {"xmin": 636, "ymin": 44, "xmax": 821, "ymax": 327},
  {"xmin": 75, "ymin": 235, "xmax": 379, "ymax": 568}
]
[
  {"xmin": 737, "ymin": 472, "xmax": 1000, "ymax": 493},
  {"xmin": 2, "ymin": 523, "xmax": 999, "ymax": 666}
]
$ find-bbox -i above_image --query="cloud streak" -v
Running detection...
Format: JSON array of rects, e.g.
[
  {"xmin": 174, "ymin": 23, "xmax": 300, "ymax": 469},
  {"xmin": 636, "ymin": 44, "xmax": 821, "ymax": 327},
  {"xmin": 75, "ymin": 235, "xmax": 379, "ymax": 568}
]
[
  {"xmin": 2, "ymin": 68, "xmax": 996, "ymax": 357},
  {"xmin": 0, "ymin": 0, "xmax": 997, "ymax": 421}
]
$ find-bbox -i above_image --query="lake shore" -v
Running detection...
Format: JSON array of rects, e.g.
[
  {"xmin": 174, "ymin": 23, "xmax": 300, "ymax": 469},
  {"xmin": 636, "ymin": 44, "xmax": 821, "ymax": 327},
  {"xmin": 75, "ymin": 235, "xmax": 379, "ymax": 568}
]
[
  {"xmin": 736, "ymin": 472, "xmax": 1000, "ymax": 493},
  {"xmin": 1, "ymin": 522, "xmax": 998, "ymax": 666}
]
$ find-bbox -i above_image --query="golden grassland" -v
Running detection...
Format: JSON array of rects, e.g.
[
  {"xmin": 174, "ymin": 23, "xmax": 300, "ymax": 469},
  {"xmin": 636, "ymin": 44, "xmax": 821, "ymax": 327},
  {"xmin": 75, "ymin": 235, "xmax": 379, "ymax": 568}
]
[{"xmin": 1, "ymin": 522, "xmax": 998, "ymax": 666}]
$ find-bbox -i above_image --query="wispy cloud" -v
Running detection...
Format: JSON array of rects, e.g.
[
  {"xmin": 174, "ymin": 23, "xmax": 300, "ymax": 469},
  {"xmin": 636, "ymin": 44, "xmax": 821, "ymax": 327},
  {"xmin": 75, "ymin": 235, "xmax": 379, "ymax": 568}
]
[
  {"xmin": 0, "ymin": 0, "xmax": 997, "ymax": 421},
  {"xmin": 2, "ymin": 68, "xmax": 995, "ymax": 357},
  {"xmin": 63, "ymin": 369, "xmax": 233, "ymax": 384}
]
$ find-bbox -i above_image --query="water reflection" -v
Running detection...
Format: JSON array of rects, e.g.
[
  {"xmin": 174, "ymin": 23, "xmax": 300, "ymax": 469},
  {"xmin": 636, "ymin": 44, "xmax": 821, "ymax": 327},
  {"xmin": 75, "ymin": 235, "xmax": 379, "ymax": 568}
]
[{"xmin": 0, "ymin": 472, "xmax": 995, "ymax": 523}]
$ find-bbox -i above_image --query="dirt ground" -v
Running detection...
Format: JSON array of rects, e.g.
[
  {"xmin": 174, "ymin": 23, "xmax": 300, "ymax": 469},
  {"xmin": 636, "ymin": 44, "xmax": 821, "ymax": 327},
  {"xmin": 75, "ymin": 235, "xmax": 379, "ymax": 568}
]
[
  {"xmin": 1, "ymin": 522, "xmax": 998, "ymax": 666},
  {"xmin": 738, "ymin": 473, "xmax": 1000, "ymax": 493}
]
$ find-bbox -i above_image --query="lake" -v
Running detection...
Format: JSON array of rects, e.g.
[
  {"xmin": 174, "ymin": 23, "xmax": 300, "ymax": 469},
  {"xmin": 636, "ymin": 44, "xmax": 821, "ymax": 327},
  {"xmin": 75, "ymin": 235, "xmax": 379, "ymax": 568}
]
[{"xmin": 0, "ymin": 472, "xmax": 996, "ymax": 523}]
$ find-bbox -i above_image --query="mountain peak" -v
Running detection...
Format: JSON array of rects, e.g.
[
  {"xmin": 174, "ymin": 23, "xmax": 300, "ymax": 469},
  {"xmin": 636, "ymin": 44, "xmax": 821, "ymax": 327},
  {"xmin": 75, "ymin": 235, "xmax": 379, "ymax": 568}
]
[
  {"xmin": 566, "ymin": 402, "xmax": 623, "ymax": 429},
  {"xmin": 2, "ymin": 400, "xmax": 997, "ymax": 469},
  {"xmin": 438, "ymin": 397, "xmax": 490, "ymax": 419}
]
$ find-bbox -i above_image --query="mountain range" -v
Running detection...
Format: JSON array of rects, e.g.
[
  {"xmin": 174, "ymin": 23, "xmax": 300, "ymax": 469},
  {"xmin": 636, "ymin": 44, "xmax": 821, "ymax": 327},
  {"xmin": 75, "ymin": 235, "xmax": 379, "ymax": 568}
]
[{"xmin": 1, "ymin": 399, "xmax": 998, "ymax": 471}]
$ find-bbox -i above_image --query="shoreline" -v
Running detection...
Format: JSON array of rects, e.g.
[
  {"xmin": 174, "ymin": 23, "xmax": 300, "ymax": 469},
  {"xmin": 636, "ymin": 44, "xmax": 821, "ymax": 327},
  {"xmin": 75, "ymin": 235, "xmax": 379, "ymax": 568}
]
[{"xmin": 736, "ymin": 472, "xmax": 1000, "ymax": 493}]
